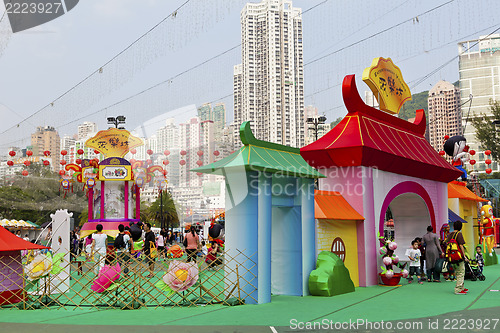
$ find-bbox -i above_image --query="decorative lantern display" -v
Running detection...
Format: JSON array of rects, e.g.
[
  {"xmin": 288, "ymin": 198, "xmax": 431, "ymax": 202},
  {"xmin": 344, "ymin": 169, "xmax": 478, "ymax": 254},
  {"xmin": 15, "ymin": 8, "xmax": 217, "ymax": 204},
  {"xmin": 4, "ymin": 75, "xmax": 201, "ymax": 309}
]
[
  {"xmin": 439, "ymin": 151, "xmax": 445, "ymax": 156},
  {"xmin": 197, "ymin": 172, "xmax": 203, "ymax": 177},
  {"xmin": 60, "ymin": 160, "xmax": 67, "ymax": 165},
  {"xmin": 43, "ymin": 150, "xmax": 51, "ymax": 157},
  {"xmin": 213, "ymin": 150, "xmax": 220, "ymax": 156},
  {"xmin": 76, "ymin": 159, "xmax": 82, "ymax": 165},
  {"xmin": 196, "ymin": 160, "xmax": 203, "ymax": 166},
  {"xmin": 23, "ymin": 161, "xmax": 30, "ymax": 166},
  {"xmin": 130, "ymin": 148, "xmax": 137, "ymax": 155},
  {"xmin": 59, "ymin": 170, "xmax": 65, "ymax": 176},
  {"xmin": 485, "ymin": 159, "xmax": 492, "ymax": 165},
  {"xmin": 26, "ymin": 151, "xmax": 33, "ymax": 156},
  {"xmin": 179, "ymin": 160, "xmax": 186, "ymax": 166},
  {"xmin": 486, "ymin": 168, "xmax": 492, "ymax": 174},
  {"xmin": 8, "ymin": 151, "xmax": 15, "ymax": 157},
  {"xmin": 444, "ymin": 135, "xmax": 450, "ymax": 140},
  {"xmin": 485, "ymin": 150, "xmax": 491, "ymax": 156},
  {"xmin": 470, "ymin": 160, "xmax": 476, "ymax": 165},
  {"xmin": 164, "ymin": 150, "xmax": 170, "ymax": 156},
  {"xmin": 147, "ymin": 149, "xmax": 153, "ymax": 156},
  {"xmin": 43, "ymin": 160, "xmax": 50, "ymax": 166},
  {"xmin": 147, "ymin": 159, "xmax": 153, "ymax": 165},
  {"xmin": 21, "ymin": 170, "xmax": 28, "ymax": 176},
  {"xmin": 94, "ymin": 150, "xmax": 100, "ymax": 155},
  {"xmin": 61, "ymin": 150, "xmax": 68, "ymax": 156},
  {"xmin": 7, "ymin": 161, "xmax": 14, "ymax": 166},
  {"xmin": 180, "ymin": 150, "xmax": 187, "ymax": 156},
  {"xmin": 197, "ymin": 150, "xmax": 203, "ymax": 157},
  {"xmin": 469, "ymin": 150, "xmax": 476, "ymax": 156},
  {"xmin": 163, "ymin": 160, "xmax": 169, "ymax": 165},
  {"xmin": 77, "ymin": 149, "xmax": 84, "ymax": 155}
]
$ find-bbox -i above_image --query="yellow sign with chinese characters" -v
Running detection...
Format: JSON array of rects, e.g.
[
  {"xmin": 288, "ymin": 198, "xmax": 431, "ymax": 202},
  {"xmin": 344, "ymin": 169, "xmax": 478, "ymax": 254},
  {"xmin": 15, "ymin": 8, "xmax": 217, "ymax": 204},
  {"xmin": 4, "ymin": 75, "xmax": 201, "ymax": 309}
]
[
  {"xmin": 85, "ymin": 128, "xmax": 144, "ymax": 158},
  {"xmin": 362, "ymin": 57, "xmax": 412, "ymax": 114}
]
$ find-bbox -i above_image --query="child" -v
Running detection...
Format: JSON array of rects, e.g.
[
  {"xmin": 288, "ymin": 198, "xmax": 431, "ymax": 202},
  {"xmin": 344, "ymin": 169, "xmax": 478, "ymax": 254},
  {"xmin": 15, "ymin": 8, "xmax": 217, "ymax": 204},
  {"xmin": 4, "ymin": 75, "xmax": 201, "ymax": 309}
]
[
  {"xmin": 475, "ymin": 246, "xmax": 484, "ymax": 273},
  {"xmin": 407, "ymin": 240, "xmax": 423, "ymax": 284}
]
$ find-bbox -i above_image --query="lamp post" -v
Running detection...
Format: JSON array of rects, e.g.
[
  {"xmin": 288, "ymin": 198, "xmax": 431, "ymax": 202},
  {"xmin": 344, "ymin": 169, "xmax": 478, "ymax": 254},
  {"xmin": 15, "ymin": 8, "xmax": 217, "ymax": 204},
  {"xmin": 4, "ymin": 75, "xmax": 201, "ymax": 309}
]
[
  {"xmin": 107, "ymin": 115, "xmax": 126, "ymax": 129},
  {"xmin": 307, "ymin": 115, "xmax": 327, "ymax": 141}
]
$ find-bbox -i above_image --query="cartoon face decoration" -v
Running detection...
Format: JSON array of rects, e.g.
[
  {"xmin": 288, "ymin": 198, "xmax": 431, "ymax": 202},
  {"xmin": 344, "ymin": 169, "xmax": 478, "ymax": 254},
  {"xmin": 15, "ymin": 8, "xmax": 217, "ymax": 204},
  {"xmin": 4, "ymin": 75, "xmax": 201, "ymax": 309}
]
[
  {"xmin": 443, "ymin": 135, "xmax": 467, "ymax": 158},
  {"xmin": 481, "ymin": 203, "xmax": 493, "ymax": 219}
]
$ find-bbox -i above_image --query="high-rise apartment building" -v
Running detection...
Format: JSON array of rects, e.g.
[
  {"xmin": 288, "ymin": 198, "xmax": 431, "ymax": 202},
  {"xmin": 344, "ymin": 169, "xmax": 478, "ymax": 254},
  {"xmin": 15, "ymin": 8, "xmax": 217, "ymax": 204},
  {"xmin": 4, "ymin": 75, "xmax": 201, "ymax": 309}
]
[
  {"xmin": 458, "ymin": 34, "xmax": 500, "ymax": 172},
  {"xmin": 156, "ymin": 118, "xmax": 179, "ymax": 153},
  {"xmin": 234, "ymin": 0, "xmax": 304, "ymax": 147},
  {"xmin": 77, "ymin": 122, "xmax": 97, "ymax": 140},
  {"xmin": 428, "ymin": 81, "xmax": 461, "ymax": 152},
  {"xmin": 212, "ymin": 103, "xmax": 226, "ymax": 141},
  {"xmin": 197, "ymin": 104, "xmax": 212, "ymax": 122},
  {"xmin": 31, "ymin": 126, "xmax": 60, "ymax": 157}
]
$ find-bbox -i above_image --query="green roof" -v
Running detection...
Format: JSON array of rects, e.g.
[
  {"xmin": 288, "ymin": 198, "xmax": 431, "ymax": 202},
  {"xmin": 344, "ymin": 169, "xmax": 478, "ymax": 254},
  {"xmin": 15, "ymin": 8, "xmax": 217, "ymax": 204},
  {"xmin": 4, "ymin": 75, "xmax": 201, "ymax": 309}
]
[{"xmin": 192, "ymin": 122, "xmax": 324, "ymax": 179}]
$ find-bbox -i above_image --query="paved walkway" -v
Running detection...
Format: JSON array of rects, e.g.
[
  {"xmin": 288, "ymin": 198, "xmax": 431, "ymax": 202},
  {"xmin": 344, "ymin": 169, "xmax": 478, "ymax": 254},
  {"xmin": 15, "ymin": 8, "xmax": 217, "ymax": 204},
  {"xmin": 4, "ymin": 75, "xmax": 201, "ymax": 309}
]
[{"xmin": 1, "ymin": 264, "xmax": 499, "ymax": 333}]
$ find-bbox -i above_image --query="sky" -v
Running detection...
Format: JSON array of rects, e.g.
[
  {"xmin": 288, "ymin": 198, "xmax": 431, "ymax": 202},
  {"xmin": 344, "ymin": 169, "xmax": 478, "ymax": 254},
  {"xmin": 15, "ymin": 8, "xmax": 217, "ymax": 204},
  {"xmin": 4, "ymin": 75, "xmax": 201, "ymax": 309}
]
[{"xmin": 0, "ymin": 0, "xmax": 499, "ymax": 151}]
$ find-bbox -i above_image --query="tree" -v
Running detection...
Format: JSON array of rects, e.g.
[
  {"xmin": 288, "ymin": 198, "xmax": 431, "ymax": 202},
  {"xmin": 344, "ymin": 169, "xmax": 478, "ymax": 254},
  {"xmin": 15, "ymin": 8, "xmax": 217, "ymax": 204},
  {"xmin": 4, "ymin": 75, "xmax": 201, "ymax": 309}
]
[
  {"xmin": 470, "ymin": 99, "xmax": 500, "ymax": 160},
  {"xmin": 330, "ymin": 117, "xmax": 343, "ymax": 128},
  {"xmin": 146, "ymin": 190, "xmax": 179, "ymax": 230}
]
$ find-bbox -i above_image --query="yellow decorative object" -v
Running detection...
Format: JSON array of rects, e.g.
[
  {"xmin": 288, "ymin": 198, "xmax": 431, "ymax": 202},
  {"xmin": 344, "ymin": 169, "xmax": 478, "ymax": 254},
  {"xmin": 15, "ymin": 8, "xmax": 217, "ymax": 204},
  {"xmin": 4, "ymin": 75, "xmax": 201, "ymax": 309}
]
[
  {"xmin": 85, "ymin": 128, "xmax": 144, "ymax": 158},
  {"xmin": 480, "ymin": 203, "xmax": 497, "ymax": 255},
  {"xmin": 362, "ymin": 57, "xmax": 412, "ymax": 114},
  {"xmin": 175, "ymin": 269, "xmax": 188, "ymax": 282},
  {"xmin": 25, "ymin": 254, "xmax": 52, "ymax": 280}
]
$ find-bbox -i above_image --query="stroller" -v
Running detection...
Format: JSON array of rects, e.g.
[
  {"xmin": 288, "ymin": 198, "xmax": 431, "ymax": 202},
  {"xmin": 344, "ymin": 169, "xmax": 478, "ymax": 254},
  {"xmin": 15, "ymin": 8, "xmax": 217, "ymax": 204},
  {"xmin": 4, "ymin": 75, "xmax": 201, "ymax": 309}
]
[{"xmin": 464, "ymin": 253, "xmax": 486, "ymax": 281}]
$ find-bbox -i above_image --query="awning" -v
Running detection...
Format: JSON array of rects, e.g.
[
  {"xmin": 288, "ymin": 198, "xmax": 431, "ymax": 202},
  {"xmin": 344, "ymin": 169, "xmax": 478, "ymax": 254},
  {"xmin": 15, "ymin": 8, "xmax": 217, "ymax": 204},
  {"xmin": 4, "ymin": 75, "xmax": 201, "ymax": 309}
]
[
  {"xmin": 315, "ymin": 190, "xmax": 364, "ymax": 220},
  {"xmin": 448, "ymin": 209, "xmax": 467, "ymax": 224},
  {"xmin": 448, "ymin": 181, "xmax": 487, "ymax": 202}
]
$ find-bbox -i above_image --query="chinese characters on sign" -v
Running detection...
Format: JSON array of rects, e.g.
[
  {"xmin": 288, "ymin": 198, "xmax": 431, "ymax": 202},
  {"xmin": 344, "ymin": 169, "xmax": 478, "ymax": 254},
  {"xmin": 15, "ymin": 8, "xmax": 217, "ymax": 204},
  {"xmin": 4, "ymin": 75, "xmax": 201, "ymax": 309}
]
[{"xmin": 85, "ymin": 128, "xmax": 144, "ymax": 158}]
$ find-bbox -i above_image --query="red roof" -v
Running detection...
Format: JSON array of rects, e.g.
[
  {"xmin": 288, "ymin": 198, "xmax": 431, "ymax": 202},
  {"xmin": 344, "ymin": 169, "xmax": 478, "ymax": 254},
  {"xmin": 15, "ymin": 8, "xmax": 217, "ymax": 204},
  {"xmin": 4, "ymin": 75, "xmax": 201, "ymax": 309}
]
[
  {"xmin": 0, "ymin": 226, "xmax": 48, "ymax": 252},
  {"xmin": 300, "ymin": 75, "xmax": 462, "ymax": 183}
]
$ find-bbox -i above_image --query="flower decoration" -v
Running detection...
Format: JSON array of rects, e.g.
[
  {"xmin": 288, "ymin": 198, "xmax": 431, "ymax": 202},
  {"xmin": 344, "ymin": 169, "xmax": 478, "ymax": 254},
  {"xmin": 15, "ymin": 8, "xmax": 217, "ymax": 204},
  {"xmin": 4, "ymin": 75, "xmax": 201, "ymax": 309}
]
[
  {"xmin": 377, "ymin": 232, "xmax": 406, "ymax": 280},
  {"xmin": 25, "ymin": 253, "xmax": 64, "ymax": 281},
  {"xmin": 155, "ymin": 260, "xmax": 198, "ymax": 293},
  {"xmin": 91, "ymin": 263, "xmax": 121, "ymax": 293}
]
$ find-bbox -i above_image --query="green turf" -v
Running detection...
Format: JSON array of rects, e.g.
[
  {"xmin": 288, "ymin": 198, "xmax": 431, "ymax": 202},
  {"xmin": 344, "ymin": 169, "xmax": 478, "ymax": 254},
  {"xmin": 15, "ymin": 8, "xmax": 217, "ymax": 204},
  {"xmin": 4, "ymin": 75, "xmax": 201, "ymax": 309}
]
[{"xmin": 0, "ymin": 264, "xmax": 498, "ymax": 327}]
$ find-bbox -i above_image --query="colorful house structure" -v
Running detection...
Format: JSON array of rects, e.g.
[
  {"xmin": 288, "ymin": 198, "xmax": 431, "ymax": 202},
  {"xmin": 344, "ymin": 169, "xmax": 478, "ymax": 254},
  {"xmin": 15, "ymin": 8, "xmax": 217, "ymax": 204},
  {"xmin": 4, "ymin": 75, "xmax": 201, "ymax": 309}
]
[
  {"xmin": 193, "ymin": 122, "xmax": 324, "ymax": 304},
  {"xmin": 300, "ymin": 74, "xmax": 462, "ymax": 286},
  {"xmin": 448, "ymin": 181, "xmax": 487, "ymax": 254}
]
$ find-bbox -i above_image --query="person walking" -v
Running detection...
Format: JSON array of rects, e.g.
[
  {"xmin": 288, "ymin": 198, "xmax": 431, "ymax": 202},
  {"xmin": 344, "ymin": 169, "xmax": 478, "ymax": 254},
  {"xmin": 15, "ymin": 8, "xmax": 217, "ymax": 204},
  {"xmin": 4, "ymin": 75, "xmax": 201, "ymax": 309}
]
[
  {"xmin": 143, "ymin": 223, "xmax": 156, "ymax": 278},
  {"xmin": 115, "ymin": 224, "xmax": 132, "ymax": 274},
  {"xmin": 423, "ymin": 225, "xmax": 444, "ymax": 282},
  {"xmin": 91, "ymin": 224, "xmax": 107, "ymax": 275},
  {"xmin": 156, "ymin": 232, "xmax": 165, "ymax": 260},
  {"xmin": 446, "ymin": 221, "xmax": 469, "ymax": 295}
]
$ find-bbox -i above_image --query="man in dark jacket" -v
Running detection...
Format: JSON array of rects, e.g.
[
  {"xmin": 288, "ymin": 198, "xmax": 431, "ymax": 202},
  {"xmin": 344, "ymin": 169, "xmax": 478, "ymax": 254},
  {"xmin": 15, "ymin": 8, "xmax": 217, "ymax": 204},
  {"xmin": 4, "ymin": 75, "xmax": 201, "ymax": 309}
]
[{"xmin": 143, "ymin": 223, "xmax": 156, "ymax": 278}]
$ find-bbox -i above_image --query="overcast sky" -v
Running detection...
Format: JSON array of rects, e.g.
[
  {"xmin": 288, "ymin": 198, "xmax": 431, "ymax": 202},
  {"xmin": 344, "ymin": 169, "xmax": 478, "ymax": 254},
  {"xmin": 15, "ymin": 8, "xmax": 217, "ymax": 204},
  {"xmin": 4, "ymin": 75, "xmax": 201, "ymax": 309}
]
[{"xmin": 1, "ymin": 0, "xmax": 499, "ymax": 150}]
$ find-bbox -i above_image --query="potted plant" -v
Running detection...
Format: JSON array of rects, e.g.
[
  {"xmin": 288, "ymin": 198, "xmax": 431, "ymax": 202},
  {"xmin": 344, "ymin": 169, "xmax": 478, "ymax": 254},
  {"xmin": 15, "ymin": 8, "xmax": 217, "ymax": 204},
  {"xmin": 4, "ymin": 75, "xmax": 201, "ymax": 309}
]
[{"xmin": 378, "ymin": 233, "xmax": 408, "ymax": 286}]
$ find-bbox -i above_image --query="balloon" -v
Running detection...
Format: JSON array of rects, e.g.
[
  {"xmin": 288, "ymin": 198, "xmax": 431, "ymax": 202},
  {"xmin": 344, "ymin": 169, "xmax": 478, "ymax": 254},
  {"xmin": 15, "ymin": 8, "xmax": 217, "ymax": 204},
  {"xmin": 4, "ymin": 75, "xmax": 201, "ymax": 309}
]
[
  {"xmin": 24, "ymin": 160, "xmax": 30, "ymax": 166},
  {"xmin": 43, "ymin": 160, "xmax": 50, "ymax": 166},
  {"xmin": 180, "ymin": 150, "xmax": 187, "ymax": 156},
  {"xmin": 163, "ymin": 150, "xmax": 170, "ymax": 156},
  {"xmin": 179, "ymin": 160, "xmax": 186, "ymax": 166},
  {"xmin": 213, "ymin": 150, "xmax": 220, "ymax": 156},
  {"xmin": 59, "ymin": 170, "xmax": 65, "ymax": 176},
  {"xmin": 485, "ymin": 159, "xmax": 492, "ymax": 165},
  {"xmin": 60, "ymin": 160, "xmax": 67, "ymax": 165},
  {"xmin": 8, "ymin": 151, "xmax": 15, "ymax": 157},
  {"xmin": 26, "ymin": 150, "xmax": 33, "ymax": 156},
  {"xmin": 470, "ymin": 159, "xmax": 476, "ymax": 165},
  {"xmin": 130, "ymin": 148, "xmax": 137, "ymax": 155},
  {"xmin": 439, "ymin": 151, "xmax": 445, "ymax": 156},
  {"xmin": 77, "ymin": 149, "xmax": 84, "ymax": 155},
  {"xmin": 486, "ymin": 168, "xmax": 492, "ymax": 174},
  {"xmin": 469, "ymin": 149, "xmax": 476, "ymax": 156},
  {"xmin": 196, "ymin": 160, "xmax": 203, "ymax": 166},
  {"xmin": 76, "ymin": 159, "xmax": 82, "ymax": 164},
  {"xmin": 43, "ymin": 150, "xmax": 51, "ymax": 157},
  {"xmin": 61, "ymin": 150, "xmax": 67, "ymax": 156},
  {"xmin": 147, "ymin": 149, "xmax": 153, "ymax": 155},
  {"xmin": 383, "ymin": 257, "xmax": 392, "ymax": 266},
  {"xmin": 485, "ymin": 150, "xmax": 491, "ymax": 156},
  {"xmin": 22, "ymin": 170, "xmax": 28, "ymax": 176},
  {"xmin": 7, "ymin": 161, "xmax": 13, "ymax": 166},
  {"xmin": 163, "ymin": 160, "xmax": 169, "ymax": 165}
]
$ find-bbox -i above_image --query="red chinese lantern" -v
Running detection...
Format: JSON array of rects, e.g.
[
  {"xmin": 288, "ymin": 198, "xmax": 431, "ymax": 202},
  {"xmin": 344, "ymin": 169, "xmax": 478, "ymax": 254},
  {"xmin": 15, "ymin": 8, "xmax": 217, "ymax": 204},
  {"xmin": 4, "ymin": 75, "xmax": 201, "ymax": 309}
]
[
  {"xmin": 130, "ymin": 148, "xmax": 137, "ymax": 155},
  {"xmin": 196, "ymin": 160, "xmax": 203, "ymax": 166},
  {"xmin": 444, "ymin": 135, "xmax": 450, "ymax": 140},
  {"xmin": 163, "ymin": 160, "xmax": 169, "ymax": 165},
  {"xmin": 59, "ymin": 170, "xmax": 65, "ymax": 176},
  {"xmin": 485, "ymin": 150, "xmax": 491, "ymax": 156},
  {"xmin": 470, "ymin": 160, "xmax": 476, "ymax": 165},
  {"xmin": 76, "ymin": 158, "xmax": 82, "ymax": 164},
  {"xmin": 485, "ymin": 159, "xmax": 492, "ymax": 165},
  {"xmin": 180, "ymin": 150, "xmax": 187, "ymax": 156},
  {"xmin": 163, "ymin": 170, "xmax": 168, "ymax": 175},
  {"xmin": 179, "ymin": 160, "xmax": 186, "ymax": 166},
  {"xmin": 7, "ymin": 161, "xmax": 13, "ymax": 166},
  {"xmin": 43, "ymin": 160, "xmax": 50, "ymax": 166},
  {"xmin": 94, "ymin": 150, "xmax": 100, "ymax": 155},
  {"xmin": 164, "ymin": 150, "xmax": 170, "ymax": 156},
  {"xmin": 8, "ymin": 151, "xmax": 15, "ymax": 157},
  {"xmin": 469, "ymin": 150, "xmax": 476, "ymax": 156},
  {"xmin": 93, "ymin": 158, "xmax": 99, "ymax": 164},
  {"xmin": 197, "ymin": 150, "xmax": 203, "ymax": 157},
  {"xmin": 26, "ymin": 150, "xmax": 33, "ymax": 156},
  {"xmin": 77, "ymin": 149, "xmax": 84, "ymax": 155},
  {"xmin": 486, "ymin": 168, "xmax": 492, "ymax": 174},
  {"xmin": 130, "ymin": 158, "xmax": 136, "ymax": 165},
  {"xmin": 146, "ymin": 159, "xmax": 152, "ymax": 165},
  {"xmin": 197, "ymin": 172, "xmax": 203, "ymax": 177},
  {"xmin": 24, "ymin": 160, "xmax": 30, "ymax": 166},
  {"xmin": 439, "ymin": 151, "xmax": 445, "ymax": 156},
  {"xmin": 22, "ymin": 170, "xmax": 28, "ymax": 176},
  {"xmin": 213, "ymin": 150, "xmax": 220, "ymax": 156},
  {"xmin": 43, "ymin": 150, "xmax": 51, "ymax": 157},
  {"xmin": 61, "ymin": 150, "xmax": 68, "ymax": 156},
  {"xmin": 146, "ymin": 149, "xmax": 153, "ymax": 156},
  {"xmin": 60, "ymin": 160, "xmax": 67, "ymax": 165}
]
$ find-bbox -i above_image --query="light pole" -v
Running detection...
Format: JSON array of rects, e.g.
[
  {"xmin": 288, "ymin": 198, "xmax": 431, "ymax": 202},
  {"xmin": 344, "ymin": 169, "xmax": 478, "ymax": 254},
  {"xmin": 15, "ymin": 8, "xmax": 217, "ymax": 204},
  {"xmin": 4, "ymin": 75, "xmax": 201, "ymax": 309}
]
[
  {"xmin": 107, "ymin": 115, "xmax": 126, "ymax": 129},
  {"xmin": 307, "ymin": 115, "xmax": 327, "ymax": 141}
]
